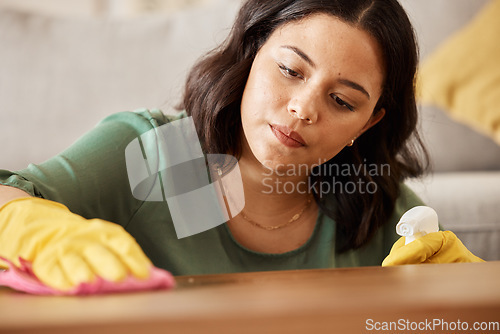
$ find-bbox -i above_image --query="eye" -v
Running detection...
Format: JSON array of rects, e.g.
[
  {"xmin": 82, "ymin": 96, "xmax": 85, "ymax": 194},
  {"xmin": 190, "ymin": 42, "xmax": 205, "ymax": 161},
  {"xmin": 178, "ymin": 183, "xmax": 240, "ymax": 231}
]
[
  {"xmin": 330, "ymin": 94, "xmax": 355, "ymax": 112},
  {"xmin": 278, "ymin": 64, "xmax": 302, "ymax": 79}
]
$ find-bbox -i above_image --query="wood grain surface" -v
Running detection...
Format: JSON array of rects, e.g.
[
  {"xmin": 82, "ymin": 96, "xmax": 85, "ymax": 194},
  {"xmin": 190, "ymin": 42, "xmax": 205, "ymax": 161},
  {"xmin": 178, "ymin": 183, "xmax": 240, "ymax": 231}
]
[{"xmin": 0, "ymin": 262, "xmax": 499, "ymax": 334}]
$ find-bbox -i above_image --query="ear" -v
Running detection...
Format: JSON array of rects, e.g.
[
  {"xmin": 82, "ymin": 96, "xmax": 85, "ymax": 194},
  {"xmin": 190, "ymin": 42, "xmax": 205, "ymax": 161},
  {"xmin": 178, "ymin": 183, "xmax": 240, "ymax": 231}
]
[{"xmin": 359, "ymin": 108, "xmax": 385, "ymax": 135}]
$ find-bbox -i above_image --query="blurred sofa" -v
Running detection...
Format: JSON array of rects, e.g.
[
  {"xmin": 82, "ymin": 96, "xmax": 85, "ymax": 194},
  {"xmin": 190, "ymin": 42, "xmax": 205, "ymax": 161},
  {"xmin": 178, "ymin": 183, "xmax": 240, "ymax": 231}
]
[
  {"xmin": 401, "ymin": 0, "xmax": 500, "ymax": 261},
  {"xmin": 0, "ymin": 0, "xmax": 499, "ymax": 260}
]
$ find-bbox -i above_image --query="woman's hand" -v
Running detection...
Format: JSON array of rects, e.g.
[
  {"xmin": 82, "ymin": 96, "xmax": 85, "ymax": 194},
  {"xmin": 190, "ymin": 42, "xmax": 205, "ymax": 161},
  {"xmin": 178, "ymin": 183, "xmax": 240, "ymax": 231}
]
[
  {"xmin": 382, "ymin": 231, "xmax": 484, "ymax": 266},
  {"xmin": 0, "ymin": 197, "xmax": 152, "ymax": 290}
]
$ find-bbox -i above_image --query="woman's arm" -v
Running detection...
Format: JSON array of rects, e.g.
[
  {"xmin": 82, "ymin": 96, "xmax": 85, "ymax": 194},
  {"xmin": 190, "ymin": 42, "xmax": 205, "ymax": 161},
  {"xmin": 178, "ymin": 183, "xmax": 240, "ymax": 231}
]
[
  {"xmin": 0, "ymin": 110, "xmax": 179, "ymax": 290},
  {"xmin": 0, "ymin": 109, "xmax": 172, "ymax": 225},
  {"xmin": 0, "ymin": 185, "xmax": 31, "ymax": 207}
]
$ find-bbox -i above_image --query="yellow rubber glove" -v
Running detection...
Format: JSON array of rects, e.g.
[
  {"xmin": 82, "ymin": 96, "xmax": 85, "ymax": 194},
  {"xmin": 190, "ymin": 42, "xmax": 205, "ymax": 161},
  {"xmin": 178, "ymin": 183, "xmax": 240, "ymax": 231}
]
[
  {"xmin": 0, "ymin": 197, "xmax": 152, "ymax": 290},
  {"xmin": 382, "ymin": 231, "xmax": 485, "ymax": 266}
]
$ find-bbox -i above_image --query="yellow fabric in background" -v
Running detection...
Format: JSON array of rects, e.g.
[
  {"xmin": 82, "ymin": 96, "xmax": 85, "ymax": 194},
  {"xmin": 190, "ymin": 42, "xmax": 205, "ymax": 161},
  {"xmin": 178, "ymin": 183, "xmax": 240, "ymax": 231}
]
[{"xmin": 419, "ymin": 0, "xmax": 500, "ymax": 146}]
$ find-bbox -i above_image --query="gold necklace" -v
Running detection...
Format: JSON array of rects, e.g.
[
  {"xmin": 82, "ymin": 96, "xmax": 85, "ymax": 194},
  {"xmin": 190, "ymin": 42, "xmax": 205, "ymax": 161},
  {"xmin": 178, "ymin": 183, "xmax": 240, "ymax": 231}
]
[{"xmin": 240, "ymin": 197, "xmax": 313, "ymax": 231}]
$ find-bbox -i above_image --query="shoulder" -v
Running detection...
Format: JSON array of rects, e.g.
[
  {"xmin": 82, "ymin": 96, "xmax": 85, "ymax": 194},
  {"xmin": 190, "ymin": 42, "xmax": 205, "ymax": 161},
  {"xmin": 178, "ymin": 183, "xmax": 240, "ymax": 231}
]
[
  {"xmin": 394, "ymin": 183, "xmax": 426, "ymax": 212},
  {"xmin": 386, "ymin": 183, "xmax": 426, "ymax": 231},
  {"xmin": 98, "ymin": 108, "xmax": 188, "ymax": 134}
]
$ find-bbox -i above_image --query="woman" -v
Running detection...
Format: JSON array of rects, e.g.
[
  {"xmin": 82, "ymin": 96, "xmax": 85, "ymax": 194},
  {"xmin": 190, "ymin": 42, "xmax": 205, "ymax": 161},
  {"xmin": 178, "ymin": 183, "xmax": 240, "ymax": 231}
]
[{"xmin": 0, "ymin": 0, "xmax": 482, "ymax": 291}]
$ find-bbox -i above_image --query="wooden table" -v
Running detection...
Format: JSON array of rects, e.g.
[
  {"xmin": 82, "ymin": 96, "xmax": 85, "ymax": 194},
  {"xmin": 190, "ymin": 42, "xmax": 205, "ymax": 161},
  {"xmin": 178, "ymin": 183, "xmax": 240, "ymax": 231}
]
[{"xmin": 0, "ymin": 262, "xmax": 499, "ymax": 334}]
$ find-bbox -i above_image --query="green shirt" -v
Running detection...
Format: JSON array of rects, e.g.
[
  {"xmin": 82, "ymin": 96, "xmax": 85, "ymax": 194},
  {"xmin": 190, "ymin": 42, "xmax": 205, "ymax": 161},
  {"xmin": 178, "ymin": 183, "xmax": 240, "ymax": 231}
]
[{"xmin": 0, "ymin": 109, "xmax": 425, "ymax": 275}]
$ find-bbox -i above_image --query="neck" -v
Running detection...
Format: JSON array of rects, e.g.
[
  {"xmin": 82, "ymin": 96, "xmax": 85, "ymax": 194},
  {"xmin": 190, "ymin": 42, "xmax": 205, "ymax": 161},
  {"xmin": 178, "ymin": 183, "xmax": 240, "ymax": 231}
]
[
  {"xmin": 237, "ymin": 154, "xmax": 313, "ymax": 219},
  {"xmin": 226, "ymin": 154, "xmax": 319, "ymax": 254}
]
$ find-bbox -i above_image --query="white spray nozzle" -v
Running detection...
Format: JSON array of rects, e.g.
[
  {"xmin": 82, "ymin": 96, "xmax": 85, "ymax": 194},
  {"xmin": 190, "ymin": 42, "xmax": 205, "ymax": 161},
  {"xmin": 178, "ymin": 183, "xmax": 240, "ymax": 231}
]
[{"xmin": 396, "ymin": 206, "xmax": 439, "ymax": 245}]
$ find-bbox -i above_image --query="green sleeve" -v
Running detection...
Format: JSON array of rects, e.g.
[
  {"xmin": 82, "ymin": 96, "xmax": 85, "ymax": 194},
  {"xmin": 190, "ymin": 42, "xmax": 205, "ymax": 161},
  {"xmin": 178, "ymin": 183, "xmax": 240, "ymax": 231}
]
[{"xmin": 0, "ymin": 109, "xmax": 179, "ymax": 227}]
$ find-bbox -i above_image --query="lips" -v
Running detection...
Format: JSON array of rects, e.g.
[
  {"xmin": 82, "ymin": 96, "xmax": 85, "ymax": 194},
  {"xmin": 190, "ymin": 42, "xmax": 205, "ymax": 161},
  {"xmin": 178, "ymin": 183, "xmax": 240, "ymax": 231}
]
[{"xmin": 270, "ymin": 124, "xmax": 306, "ymax": 148}]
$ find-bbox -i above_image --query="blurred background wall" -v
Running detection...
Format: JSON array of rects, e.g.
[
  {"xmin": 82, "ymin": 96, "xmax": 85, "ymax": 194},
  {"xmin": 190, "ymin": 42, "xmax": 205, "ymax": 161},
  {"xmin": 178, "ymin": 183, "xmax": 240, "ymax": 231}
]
[{"xmin": 0, "ymin": 0, "xmax": 219, "ymax": 18}]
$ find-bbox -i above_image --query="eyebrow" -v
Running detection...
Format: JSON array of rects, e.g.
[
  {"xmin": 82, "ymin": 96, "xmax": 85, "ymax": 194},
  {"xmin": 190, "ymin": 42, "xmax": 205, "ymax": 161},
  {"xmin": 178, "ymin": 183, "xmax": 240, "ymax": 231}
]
[
  {"xmin": 281, "ymin": 45, "xmax": 316, "ymax": 68},
  {"xmin": 338, "ymin": 79, "xmax": 371, "ymax": 99},
  {"xmin": 280, "ymin": 44, "xmax": 371, "ymax": 100}
]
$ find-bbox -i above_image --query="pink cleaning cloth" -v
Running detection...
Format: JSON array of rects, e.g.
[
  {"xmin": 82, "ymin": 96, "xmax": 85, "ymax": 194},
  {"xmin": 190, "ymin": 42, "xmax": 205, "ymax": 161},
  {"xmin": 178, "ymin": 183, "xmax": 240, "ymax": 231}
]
[{"xmin": 0, "ymin": 257, "xmax": 175, "ymax": 295}]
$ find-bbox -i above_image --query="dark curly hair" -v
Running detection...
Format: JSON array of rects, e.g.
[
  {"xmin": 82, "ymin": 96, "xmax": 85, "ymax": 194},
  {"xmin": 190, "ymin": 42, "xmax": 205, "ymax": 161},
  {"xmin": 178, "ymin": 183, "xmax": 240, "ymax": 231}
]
[{"xmin": 179, "ymin": 0, "xmax": 429, "ymax": 252}]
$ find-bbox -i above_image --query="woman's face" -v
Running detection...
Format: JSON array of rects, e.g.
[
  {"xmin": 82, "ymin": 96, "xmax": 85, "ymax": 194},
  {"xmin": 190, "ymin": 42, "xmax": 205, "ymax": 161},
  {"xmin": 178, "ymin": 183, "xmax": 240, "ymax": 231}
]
[{"xmin": 240, "ymin": 13, "xmax": 385, "ymax": 174}]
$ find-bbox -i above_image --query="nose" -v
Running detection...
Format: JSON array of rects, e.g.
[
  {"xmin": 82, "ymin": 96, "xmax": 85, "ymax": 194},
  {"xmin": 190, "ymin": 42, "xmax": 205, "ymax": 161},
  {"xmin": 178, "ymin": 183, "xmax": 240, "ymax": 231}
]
[{"xmin": 287, "ymin": 88, "xmax": 319, "ymax": 124}]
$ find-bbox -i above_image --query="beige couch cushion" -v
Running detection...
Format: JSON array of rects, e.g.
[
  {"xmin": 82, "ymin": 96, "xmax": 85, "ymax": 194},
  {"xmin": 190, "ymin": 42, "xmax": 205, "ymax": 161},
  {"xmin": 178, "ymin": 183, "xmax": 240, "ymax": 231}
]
[
  {"xmin": 0, "ymin": 0, "xmax": 240, "ymax": 171},
  {"xmin": 407, "ymin": 172, "xmax": 500, "ymax": 261}
]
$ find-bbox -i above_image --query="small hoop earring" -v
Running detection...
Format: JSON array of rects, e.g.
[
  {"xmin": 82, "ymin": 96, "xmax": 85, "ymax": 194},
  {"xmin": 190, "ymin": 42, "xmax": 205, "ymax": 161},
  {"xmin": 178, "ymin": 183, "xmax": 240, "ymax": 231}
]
[{"xmin": 347, "ymin": 139, "xmax": 354, "ymax": 147}]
